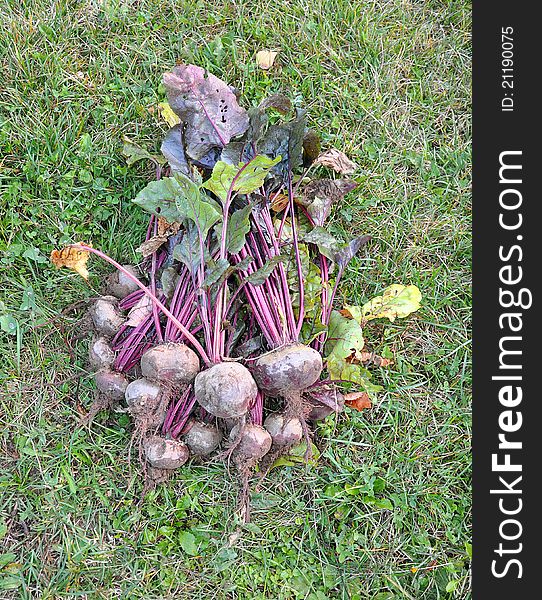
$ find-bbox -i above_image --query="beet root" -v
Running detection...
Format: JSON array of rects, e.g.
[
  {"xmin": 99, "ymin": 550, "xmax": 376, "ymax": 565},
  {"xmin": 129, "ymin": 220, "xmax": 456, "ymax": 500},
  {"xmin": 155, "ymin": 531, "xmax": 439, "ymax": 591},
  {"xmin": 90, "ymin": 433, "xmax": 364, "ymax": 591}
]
[
  {"xmin": 144, "ymin": 436, "xmax": 189, "ymax": 469},
  {"xmin": 89, "ymin": 336, "xmax": 116, "ymax": 370},
  {"xmin": 107, "ymin": 265, "xmax": 140, "ymax": 299},
  {"xmin": 263, "ymin": 413, "xmax": 303, "ymax": 447},
  {"xmin": 125, "ymin": 378, "xmax": 167, "ymax": 429},
  {"xmin": 95, "ymin": 370, "xmax": 129, "ymax": 401},
  {"xmin": 141, "ymin": 343, "xmax": 200, "ymax": 385},
  {"xmin": 89, "ymin": 296, "xmax": 125, "ymax": 337},
  {"xmin": 252, "ymin": 344, "xmax": 323, "ymax": 396},
  {"xmin": 230, "ymin": 424, "xmax": 272, "ymax": 462},
  {"xmin": 182, "ymin": 420, "xmax": 222, "ymax": 456},
  {"xmin": 194, "ymin": 362, "xmax": 257, "ymax": 418}
]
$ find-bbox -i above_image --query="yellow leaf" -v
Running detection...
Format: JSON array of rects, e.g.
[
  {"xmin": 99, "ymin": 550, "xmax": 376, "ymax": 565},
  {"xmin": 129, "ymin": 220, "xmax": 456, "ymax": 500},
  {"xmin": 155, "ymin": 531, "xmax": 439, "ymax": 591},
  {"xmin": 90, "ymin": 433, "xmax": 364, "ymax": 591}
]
[
  {"xmin": 361, "ymin": 284, "xmax": 422, "ymax": 322},
  {"xmin": 50, "ymin": 243, "xmax": 92, "ymax": 280},
  {"xmin": 256, "ymin": 49, "xmax": 278, "ymax": 70},
  {"xmin": 158, "ymin": 102, "xmax": 181, "ymax": 127}
]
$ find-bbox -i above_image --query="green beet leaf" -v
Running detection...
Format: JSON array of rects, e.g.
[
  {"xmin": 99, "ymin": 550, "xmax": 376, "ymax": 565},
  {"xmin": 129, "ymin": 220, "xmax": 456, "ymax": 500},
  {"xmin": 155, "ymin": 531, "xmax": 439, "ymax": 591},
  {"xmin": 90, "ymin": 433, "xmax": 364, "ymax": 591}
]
[{"xmin": 202, "ymin": 155, "xmax": 281, "ymax": 202}]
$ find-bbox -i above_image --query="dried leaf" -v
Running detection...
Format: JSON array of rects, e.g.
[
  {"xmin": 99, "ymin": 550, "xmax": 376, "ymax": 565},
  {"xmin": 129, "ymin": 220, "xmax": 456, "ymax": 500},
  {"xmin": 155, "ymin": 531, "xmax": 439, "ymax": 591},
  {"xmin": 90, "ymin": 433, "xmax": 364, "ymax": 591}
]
[
  {"xmin": 314, "ymin": 148, "xmax": 359, "ymax": 175},
  {"xmin": 344, "ymin": 392, "xmax": 372, "ymax": 411},
  {"xmin": 358, "ymin": 352, "xmax": 393, "ymax": 367},
  {"xmin": 163, "ymin": 64, "xmax": 249, "ymax": 160},
  {"xmin": 136, "ymin": 236, "xmax": 168, "ymax": 258},
  {"xmin": 256, "ymin": 49, "xmax": 278, "ymax": 70},
  {"xmin": 125, "ymin": 295, "xmax": 153, "ymax": 327},
  {"xmin": 270, "ymin": 192, "xmax": 289, "ymax": 212},
  {"xmin": 259, "ymin": 93, "xmax": 291, "ymax": 114},
  {"xmin": 157, "ymin": 217, "xmax": 181, "ymax": 238},
  {"xmin": 299, "ymin": 179, "xmax": 357, "ymax": 226},
  {"xmin": 158, "ymin": 101, "xmax": 181, "ymax": 127},
  {"xmin": 50, "ymin": 243, "xmax": 92, "ymax": 280}
]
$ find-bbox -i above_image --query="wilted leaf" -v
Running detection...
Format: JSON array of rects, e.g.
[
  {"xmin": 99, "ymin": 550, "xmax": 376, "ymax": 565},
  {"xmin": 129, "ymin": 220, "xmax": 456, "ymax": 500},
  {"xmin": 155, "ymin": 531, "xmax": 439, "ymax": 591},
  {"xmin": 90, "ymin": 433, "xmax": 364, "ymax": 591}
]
[
  {"xmin": 50, "ymin": 243, "xmax": 92, "ymax": 280},
  {"xmin": 326, "ymin": 354, "xmax": 384, "ymax": 393},
  {"xmin": 125, "ymin": 295, "xmax": 153, "ymax": 327},
  {"xmin": 333, "ymin": 235, "xmax": 371, "ymax": 277},
  {"xmin": 305, "ymin": 386, "xmax": 345, "ymax": 412},
  {"xmin": 259, "ymin": 109, "xmax": 306, "ymax": 181},
  {"xmin": 362, "ymin": 284, "xmax": 422, "ymax": 322},
  {"xmin": 203, "ymin": 155, "xmax": 281, "ymax": 202},
  {"xmin": 163, "ymin": 64, "xmax": 249, "ymax": 160},
  {"xmin": 158, "ymin": 101, "xmax": 181, "ymax": 127},
  {"xmin": 259, "ymin": 93, "xmax": 291, "ymax": 114},
  {"xmin": 161, "ymin": 267, "xmax": 180, "ymax": 299},
  {"xmin": 301, "ymin": 226, "xmax": 341, "ymax": 261},
  {"xmin": 270, "ymin": 192, "xmax": 289, "ymax": 212},
  {"xmin": 314, "ymin": 148, "xmax": 359, "ymax": 174},
  {"xmin": 299, "ymin": 179, "xmax": 357, "ymax": 226},
  {"xmin": 160, "ymin": 125, "xmax": 190, "ymax": 176},
  {"xmin": 344, "ymin": 391, "xmax": 372, "ymax": 411},
  {"xmin": 302, "ymin": 130, "xmax": 321, "ymax": 165},
  {"xmin": 256, "ymin": 49, "xmax": 278, "ymax": 70}
]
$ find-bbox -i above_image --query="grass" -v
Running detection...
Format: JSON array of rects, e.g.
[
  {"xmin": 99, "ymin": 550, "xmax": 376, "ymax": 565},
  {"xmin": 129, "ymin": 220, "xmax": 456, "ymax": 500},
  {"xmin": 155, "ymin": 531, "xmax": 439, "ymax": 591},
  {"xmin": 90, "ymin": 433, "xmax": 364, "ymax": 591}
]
[{"xmin": 0, "ymin": 0, "xmax": 471, "ymax": 598}]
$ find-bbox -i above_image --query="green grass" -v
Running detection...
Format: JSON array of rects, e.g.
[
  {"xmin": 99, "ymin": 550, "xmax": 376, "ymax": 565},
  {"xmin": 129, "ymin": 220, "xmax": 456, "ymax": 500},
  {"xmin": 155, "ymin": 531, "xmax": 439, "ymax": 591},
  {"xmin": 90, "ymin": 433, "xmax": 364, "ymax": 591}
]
[{"xmin": 0, "ymin": 0, "xmax": 471, "ymax": 598}]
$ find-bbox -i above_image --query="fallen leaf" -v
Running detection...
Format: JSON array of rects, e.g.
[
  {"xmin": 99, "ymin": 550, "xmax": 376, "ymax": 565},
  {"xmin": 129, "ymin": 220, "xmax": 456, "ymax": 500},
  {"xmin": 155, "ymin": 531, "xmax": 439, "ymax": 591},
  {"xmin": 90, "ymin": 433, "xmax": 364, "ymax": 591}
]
[
  {"xmin": 362, "ymin": 284, "xmax": 422, "ymax": 322},
  {"xmin": 256, "ymin": 49, "xmax": 278, "ymax": 70},
  {"xmin": 158, "ymin": 101, "xmax": 181, "ymax": 127},
  {"xmin": 125, "ymin": 295, "xmax": 153, "ymax": 327},
  {"xmin": 358, "ymin": 352, "xmax": 393, "ymax": 367},
  {"xmin": 344, "ymin": 392, "xmax": 372, "ymax": 411},
  {"xmin": 50, "ymin": 243, "xmax": 92, "ymax": 280},
  {"xmin": 314, "ymin": 148, "xmax": 359, "ymax": 175}
]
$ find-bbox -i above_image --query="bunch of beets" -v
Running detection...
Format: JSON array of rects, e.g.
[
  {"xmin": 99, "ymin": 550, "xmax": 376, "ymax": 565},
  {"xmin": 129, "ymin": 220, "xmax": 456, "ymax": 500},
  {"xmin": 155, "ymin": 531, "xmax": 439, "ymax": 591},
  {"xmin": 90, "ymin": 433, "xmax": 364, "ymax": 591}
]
[{"xmin": 77, "ymin": 65, "xmax": 373, "ymax": 512}]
